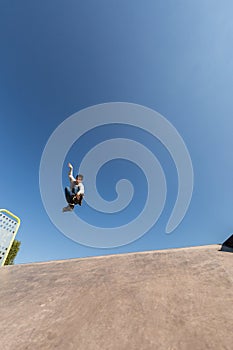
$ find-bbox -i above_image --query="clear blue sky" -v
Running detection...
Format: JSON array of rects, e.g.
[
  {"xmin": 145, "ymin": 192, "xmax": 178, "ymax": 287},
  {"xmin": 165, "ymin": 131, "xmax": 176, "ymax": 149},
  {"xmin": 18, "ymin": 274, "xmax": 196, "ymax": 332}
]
[{"xmin": 1, "ymin": 0, "xmax": 233, "ymax": 264}]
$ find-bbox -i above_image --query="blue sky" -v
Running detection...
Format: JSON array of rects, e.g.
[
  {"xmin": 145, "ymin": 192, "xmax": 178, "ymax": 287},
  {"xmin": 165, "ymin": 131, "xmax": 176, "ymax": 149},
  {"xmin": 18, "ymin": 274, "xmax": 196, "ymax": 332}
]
[{"xmin": 1, "ymin": 0, "xmax": 233, "ymax": 264}]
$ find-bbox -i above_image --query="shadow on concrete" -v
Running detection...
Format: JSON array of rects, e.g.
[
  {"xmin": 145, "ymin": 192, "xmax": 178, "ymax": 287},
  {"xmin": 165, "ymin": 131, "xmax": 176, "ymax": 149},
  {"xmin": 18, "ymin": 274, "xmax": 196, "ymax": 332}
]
[{"xmin": 220, "ymin": 234, "xmax": 233, "ymax": 253}]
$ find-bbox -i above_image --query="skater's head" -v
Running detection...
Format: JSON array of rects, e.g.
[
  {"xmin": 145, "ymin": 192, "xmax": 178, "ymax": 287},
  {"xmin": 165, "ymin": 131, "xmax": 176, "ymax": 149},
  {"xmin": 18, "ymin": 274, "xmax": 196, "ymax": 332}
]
[{"xmin": 75, "ymin": 174, "xmax": 83, "ymax": 184}]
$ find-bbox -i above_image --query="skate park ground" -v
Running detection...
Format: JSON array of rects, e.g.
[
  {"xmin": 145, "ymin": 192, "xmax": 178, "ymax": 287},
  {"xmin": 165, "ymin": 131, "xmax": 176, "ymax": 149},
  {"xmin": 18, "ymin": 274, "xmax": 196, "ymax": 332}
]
[{"xmin": 0, "ymin": 244, "xmax": 232, "ymax": 350}]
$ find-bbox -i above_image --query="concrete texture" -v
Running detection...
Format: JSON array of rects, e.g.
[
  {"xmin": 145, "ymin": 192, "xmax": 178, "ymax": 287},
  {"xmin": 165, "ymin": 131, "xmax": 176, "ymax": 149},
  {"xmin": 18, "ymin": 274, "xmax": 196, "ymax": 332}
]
[{"xmin": 0, "ymin": 245, "xmax": 232, "ymax": 350}]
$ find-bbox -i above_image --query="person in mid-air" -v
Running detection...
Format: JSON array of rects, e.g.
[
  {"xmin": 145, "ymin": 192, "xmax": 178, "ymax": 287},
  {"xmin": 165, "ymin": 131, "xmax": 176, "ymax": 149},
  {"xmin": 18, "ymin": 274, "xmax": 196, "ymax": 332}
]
[{"xmin": 62, "ymin": 163, "xmax": 84, "ymax": 212}]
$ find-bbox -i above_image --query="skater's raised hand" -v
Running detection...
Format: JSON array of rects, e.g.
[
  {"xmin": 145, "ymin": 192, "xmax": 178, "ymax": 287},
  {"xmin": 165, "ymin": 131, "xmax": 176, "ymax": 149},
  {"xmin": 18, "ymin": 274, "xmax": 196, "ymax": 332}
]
[{"xmin": 68, "ymin": 163, "xmax": 74, "ymax": 178}]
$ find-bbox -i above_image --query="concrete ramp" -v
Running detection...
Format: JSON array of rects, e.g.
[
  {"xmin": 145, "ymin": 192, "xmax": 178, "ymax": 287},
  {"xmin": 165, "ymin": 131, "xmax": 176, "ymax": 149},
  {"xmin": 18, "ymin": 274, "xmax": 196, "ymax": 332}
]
[{"xmin": 0, "ymin": 245, "xmax": 232, "ymax": 350}]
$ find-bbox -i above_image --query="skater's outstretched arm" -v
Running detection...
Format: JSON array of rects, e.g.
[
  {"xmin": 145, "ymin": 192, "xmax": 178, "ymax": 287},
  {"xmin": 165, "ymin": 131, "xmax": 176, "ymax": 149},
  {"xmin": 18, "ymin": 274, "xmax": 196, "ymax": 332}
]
[{"xmin": 68, "ymin": 163, "xmax": 75, "ymax": 181}]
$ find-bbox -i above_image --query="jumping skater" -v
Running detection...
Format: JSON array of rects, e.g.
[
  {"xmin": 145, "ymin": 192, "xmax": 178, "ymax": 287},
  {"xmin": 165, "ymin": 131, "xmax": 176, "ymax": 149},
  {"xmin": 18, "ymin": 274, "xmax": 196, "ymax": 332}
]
[{"xmin": 62, "ymin": 163, "xmax": 84, "ymax": 212}]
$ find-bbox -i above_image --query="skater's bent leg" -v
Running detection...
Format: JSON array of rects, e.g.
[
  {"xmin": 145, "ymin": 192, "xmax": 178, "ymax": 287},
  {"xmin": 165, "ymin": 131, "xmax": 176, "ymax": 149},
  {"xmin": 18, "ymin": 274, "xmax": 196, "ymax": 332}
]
[{"xmin": 65, "ymin": 187, "xmax": 73, "ymax": 204}]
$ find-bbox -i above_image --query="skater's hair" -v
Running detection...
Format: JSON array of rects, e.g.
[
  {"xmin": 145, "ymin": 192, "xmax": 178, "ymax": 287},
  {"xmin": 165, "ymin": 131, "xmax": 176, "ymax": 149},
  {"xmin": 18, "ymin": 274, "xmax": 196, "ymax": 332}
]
[{"xmin": 76, "ymin": 174, "xmax": 83, "ymax": 180}]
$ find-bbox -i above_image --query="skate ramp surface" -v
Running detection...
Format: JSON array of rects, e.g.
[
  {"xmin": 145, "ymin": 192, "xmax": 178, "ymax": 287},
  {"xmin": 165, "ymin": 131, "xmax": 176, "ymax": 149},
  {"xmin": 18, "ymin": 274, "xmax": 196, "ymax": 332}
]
[{"xmin": 0, "ymin": 245, "xmax": 232, "ymax": 350}]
